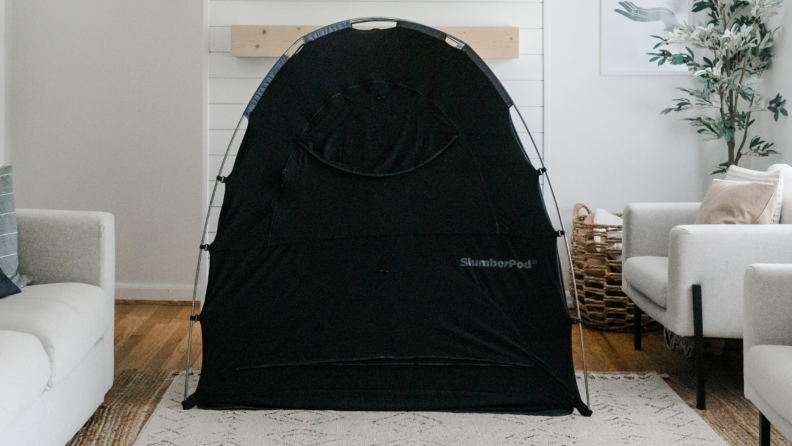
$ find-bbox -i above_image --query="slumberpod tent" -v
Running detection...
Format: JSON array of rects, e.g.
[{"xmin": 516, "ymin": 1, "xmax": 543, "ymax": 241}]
[{"xmin": 183, "ymin": 18, "xmax": 592, "ymax": 416}]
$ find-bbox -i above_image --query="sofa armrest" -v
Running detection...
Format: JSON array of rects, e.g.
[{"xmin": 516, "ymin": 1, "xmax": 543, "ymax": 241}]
[
  {"xmin": 16, "ymin": 209, "xmax": 115, "ymax": 300},
  {"xmin": 744, "ymin": 264, "xmax": 792, "ymax": 352},
  {"xmin": 664, "ymin": 225, "xmax": 792, "ymax": 337},
  {"xmin": 623, "ymin": 203, "xmax": 700, "ymax": 262}
]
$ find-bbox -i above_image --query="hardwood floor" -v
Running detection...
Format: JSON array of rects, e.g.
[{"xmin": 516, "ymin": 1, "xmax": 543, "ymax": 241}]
[
  {"xmin": 571, "ymin": 321, "xmax": 689, "ymax": 373},
  {"xmin": 115, "ymin": 302, "xmax": 202, "ymax": 372}
]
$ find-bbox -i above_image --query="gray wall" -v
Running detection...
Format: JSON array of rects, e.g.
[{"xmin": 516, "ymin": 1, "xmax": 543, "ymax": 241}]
[{"xmin": 7, "ymin": 0, "xmax": 206, "ymax": 299}]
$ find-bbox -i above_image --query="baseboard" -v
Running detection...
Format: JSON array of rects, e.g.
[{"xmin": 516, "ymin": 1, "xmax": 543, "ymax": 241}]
[
  {"xmin": 115, "ymin": 299, "xmax": 201, "ymax": 308},
  {"xmin": 115, "ymin": 283, "xmax": 203, "ymax": 302}
]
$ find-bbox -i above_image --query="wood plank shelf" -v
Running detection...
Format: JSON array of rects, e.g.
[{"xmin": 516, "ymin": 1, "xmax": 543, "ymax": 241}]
[{"xmin": 230, "ymin": 25, "xmax": 519, "ymax": 59}]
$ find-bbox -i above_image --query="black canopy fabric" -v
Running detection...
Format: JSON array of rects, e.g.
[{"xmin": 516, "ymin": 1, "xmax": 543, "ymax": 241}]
[{"xmin": 187, "ymin": 19, "xmax": 591, "ymax": 417}]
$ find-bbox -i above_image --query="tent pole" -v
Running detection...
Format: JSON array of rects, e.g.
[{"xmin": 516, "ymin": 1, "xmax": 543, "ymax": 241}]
[
  {"xmin": 511, "ymin": 106, "xmax": 590, "ymax": 410},
  {"xmin": 183, "ymin": 21, "xmax": 404, "ymax": 401},
  {"xmin": 183, "ymin": 115, "xmax": 246, "ymax": 401},
  {"xmin": 181, "ymin": 26, "xmax": 319, "ymax": 402}
]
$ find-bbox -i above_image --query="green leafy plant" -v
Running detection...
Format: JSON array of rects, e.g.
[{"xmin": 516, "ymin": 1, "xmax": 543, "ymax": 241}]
[{"xmin": 648, "ymin": 0, "xmax": 787, "ymax": 174}]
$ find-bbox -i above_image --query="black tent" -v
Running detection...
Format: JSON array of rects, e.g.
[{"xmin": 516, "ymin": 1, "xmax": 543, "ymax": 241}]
[{"xmin": 183, "ymin": 18, "xmax": 591, "ymax": 417}]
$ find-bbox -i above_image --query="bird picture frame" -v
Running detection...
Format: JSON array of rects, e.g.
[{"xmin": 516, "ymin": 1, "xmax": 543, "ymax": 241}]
[{"xmin": 601, "ymin": 0, "xmax": 690, "ymax": 75}]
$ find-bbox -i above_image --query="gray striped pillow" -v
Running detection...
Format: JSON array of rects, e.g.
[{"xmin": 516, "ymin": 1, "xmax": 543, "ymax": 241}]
[{"xmin": 0, "ymin": 166, "xmax": 31, "ymax": 287}]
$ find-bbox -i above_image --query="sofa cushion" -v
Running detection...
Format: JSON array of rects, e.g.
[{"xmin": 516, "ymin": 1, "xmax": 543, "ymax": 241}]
[
  {"xmin": 745, "ymin": 345, "xmax": 792, "ymax": 425},
  {"xmin": 0, "ymin": 283, "xmax": 110, "ymax": 387},
  {"xmin": 623, "ymin": 256, "xmax": 669, "ymax": 308},
  {"xmin": 0, "ymin": 330, "xmax": 51, "ymax": 434}
]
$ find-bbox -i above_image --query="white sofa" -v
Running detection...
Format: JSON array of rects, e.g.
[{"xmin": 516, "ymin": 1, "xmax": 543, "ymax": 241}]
[
  {"xmin": 0, "ymin": 209, "xmax": 114, "ymax": 446},
  {"xmin": 622, "ymin": 165, "xmax": 792, "ymax": 410},
  {"xmin": 744, "ymin": 264, "xmax": 792, "ymax": 446}
]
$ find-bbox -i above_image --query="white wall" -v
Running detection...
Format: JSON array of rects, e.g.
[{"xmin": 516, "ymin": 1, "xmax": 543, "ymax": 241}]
[
  {"xmin": 0, "ymin": 0, "xmax": 7, "ymax": 165},
  {"xmin": 8, "ymin": 0, "xmax": 207, "ymax": 300},
  {"xmin": 546, "ymin": 0, "xmax": 712, "ymax": 215},
  {"xmin": 9, "ymin": 0, "xmax": 774, "ymax": 302},
  {"xmin": 205, "ymin": 0, "xmax": 546, "ymax": 243},
  {"xmin": 755, "ymin": 5, "xmax": 792, "ymax": 169},
  {"xmin": 545, "ymin": 0, "xmax": 714, "ymax": 285}
]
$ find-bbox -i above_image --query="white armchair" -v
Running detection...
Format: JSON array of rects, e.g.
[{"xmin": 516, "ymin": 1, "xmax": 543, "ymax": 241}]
[
  {"xmin": 622, "ymin": 166, "xmax": 792, "ymax": 410},
  {"xmin": 744, "ymin": 264, "xmax": 792, "ymax": 446}
]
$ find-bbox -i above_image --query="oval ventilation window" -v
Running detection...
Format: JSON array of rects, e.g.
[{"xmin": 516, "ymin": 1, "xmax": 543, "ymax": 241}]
[{"xmin": 299, "ymin": 81, "xmax": 458, "ymax": 177}]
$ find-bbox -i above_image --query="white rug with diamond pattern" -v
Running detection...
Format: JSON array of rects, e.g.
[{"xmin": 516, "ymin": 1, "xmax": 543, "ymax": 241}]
[{"xmin": 132, "ymin": 373, "xmax": 727, "ymax": 446}]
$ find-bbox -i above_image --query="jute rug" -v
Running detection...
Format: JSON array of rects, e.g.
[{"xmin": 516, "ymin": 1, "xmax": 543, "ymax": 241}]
[
  {"xmin": 128, "ymin": 372, "xmax": 725, "ymax": 446},
  {"xmin": 662, "ymin": 355, "xmax": 792, "ymax": 446},
  {"xmin": 67, "ymin": 370, "xmax": 179, "ymax": 446}
]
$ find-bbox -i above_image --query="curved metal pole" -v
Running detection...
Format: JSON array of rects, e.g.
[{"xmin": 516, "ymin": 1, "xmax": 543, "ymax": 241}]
[
  {"xmin": 348, "ymin": 17, "xmax": 465, "ymax": 45},
  {"xmin": 349, "ymin": 17, "xmax": 403, "ymax": 24},
  {"xmin": 182, "ymin": 17, "xmax": 427, "ymax": 402},
  {"xmin": 182, "ymin": 18, "xmax": 356, "ymax": 402},
  {"xmin": 282, "ymin": 18, "xmax": 419, "ymax": 59},
  {"xmin": 183, "ymin": 115, "xmax": 245, "ymax": 401},
  {"xmin": 512, "ymin": 105, "xmax": 590, "ymax": 409}
]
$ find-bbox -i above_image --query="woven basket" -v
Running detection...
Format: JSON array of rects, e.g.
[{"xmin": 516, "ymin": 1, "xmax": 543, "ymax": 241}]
[{"xmin": 569, "ymin": 204, "xmax": 661, "ymax": 332}]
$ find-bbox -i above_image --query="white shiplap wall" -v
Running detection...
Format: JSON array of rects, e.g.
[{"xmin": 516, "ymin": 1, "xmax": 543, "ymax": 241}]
[{"xmin": 207, "ymin": 1, "xmax": 544, "ymax": 242}]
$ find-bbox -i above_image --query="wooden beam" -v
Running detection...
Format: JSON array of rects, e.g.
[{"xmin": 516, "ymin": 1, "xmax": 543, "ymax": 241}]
[
  {"xmin": 231, "ymin": 26, "xmax": 321, "ymax": 58},
  {"xmin": 437, "ymin": 27, "xmax": 519, "ymax": 59},
  {"xmin": 231, "ymin": 25, "xmax": 519, "ymax": 59}
]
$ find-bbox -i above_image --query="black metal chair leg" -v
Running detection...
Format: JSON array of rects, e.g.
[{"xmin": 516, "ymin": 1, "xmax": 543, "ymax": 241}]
[
  {"xmin": 760, "ymin": 412, "xmax": 771, "ymax": 446},
  {"xmin": 692, "ymin": 284, "xmax": 705, "ymax": 410},
  {"xmin": 634, "ymin": 304, "xmax": 642, "ymax": 351}
]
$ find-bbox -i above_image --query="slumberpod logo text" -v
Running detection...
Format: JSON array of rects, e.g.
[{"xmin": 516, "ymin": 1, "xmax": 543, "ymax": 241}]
[{"xmin": 460, "ymin": 258, "xmax": 537, "ymax": 269}]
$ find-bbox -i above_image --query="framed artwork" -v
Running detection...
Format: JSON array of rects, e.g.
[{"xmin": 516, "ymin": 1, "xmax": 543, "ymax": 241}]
[{"xmin": 601, "ymin": 0, "xmax": 690, "ymax": 75}]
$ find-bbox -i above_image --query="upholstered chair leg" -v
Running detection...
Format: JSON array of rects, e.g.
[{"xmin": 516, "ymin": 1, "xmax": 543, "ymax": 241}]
[
  {"xmin": 692, "ymin": 284, "xmax": 705, "ymax": 410},
  {"xmin": 634, "ymin": 305, "xmax": 642, "ymax": 351},
  {"xmin": 760, "ymin": 413, "xmax": 771, "ymax": 446}
]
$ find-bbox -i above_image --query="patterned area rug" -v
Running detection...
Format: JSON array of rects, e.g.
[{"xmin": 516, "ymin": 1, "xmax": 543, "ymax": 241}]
[{"xmin": 130, "ymin": 372, "xmax": 726, "ymax": 446}]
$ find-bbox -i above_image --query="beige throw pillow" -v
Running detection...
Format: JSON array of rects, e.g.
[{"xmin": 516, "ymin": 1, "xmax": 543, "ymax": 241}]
[
  {"xmin": 695, "ymin": 179, "xmax": 779, "ymax": 225},
  {"xmin": 725, "ymin": 165, "xmax": 783, "ymax": 223}
]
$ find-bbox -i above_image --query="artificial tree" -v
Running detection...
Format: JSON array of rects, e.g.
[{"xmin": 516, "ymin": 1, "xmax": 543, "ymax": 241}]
[{"xmin": 649, "ymin": 0, "xmax": 787, "ymax": 173}]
